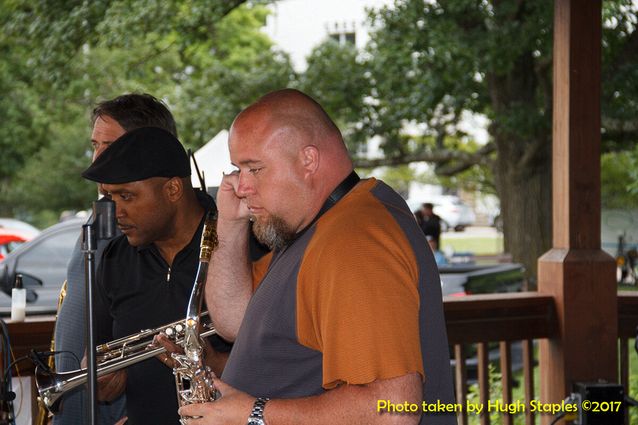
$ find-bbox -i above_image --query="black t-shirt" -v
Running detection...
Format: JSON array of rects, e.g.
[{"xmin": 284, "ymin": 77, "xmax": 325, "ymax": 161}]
[
  {"xmin": 419, "ymin": 213, "xmax": 441, "ymax": 243},
  {"xmin": 95, "ymin": 191, "xmax": 227, "ymax": 425}
]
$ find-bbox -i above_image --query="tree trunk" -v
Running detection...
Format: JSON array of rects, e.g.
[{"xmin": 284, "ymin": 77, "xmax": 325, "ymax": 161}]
[{"xmin": 494, "ymin": 134, "xmax": 552, "ymax": 283}]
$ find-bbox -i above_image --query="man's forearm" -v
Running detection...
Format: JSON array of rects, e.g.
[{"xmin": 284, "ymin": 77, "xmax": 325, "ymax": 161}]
[
  {"xmin": 206, "ymin": 219, "xmax": 253, "ymax": 340},
  {"xmin": 264, "ymin": 373, "xmax": 423, "ymax": 425}
]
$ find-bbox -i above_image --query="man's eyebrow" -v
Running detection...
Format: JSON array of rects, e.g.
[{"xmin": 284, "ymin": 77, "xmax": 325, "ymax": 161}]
[
  {"xmin": 104, "ymin": 187, "xmax": 129, "ymax": 195},
  {"xmin": 236, "ymin": 159, "xmax": 263, "ymax": 166}
]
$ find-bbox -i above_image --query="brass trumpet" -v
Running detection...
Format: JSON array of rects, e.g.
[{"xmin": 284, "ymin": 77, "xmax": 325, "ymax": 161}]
[{"xmin": 35, "ymin": 313, "xmax": 216, "ymax": 414}]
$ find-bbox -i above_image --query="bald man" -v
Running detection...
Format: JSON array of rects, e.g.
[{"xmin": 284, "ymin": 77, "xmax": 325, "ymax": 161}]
[{"xmin": 179, "ymin": 89, "xmax": 455, "ymax": 424}]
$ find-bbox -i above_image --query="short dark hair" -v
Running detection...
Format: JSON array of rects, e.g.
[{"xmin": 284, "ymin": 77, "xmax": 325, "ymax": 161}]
[
  {"xmin": 423, "ymin": 203, "xmax": 434, "ymax": 209},
  {"xmin": 91, "ymin": 93, "xmax": 177, "ymax": 137}
]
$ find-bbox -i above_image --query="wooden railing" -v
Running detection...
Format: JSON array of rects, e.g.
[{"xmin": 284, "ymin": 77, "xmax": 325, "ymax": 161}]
[
  {"xmin": 445, "ymin": 291, "xmax": 638, "ymax": 425},
  {"xmin": 618, "ymin": 290, "xmax": 638, "ymax": 410},
  {"xmin": 445, "ymin": 292, "xmax": 556, "ymax": 425}
]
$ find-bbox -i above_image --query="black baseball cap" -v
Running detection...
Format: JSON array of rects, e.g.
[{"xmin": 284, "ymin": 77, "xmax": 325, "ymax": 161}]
[{"xmin": 82, "ymin": 127, "xmax": 190, "ymax": 184}]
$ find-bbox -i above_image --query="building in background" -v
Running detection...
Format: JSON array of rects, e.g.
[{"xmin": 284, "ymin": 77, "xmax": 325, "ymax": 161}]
[{"xmin": 264, "ymin": 0, "xmax": 393, "ymax": 71}]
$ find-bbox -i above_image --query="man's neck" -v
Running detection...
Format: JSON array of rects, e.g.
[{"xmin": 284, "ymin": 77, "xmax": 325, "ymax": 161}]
[{"xmin": 155, "ymin": 196, "xmax": 205, "ymax": 266}]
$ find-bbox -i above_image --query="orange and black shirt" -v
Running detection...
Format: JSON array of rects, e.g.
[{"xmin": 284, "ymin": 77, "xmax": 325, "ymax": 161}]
[{"xmin": 222, "ymin": 178, "xmax": 455, "ymax": 422}]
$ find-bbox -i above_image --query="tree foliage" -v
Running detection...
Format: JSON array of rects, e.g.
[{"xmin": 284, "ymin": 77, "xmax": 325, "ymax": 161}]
[
  {"xmin": 2, "ymin": 0, "xmax": 638, "ymax": 276},
  {"xmin": 0, "ymin": 0, "xmax": 294, "ymax": 226},
  {"xmin": 299, "ymin": 0, "xmax": 638, "ymax": 277}
]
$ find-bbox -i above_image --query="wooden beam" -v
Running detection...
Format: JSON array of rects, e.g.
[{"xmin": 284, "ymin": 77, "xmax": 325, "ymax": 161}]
[
  {"xmin": 444, "ymin": 292, "xmax": 556, "ymax": 344},
  {"xmin": 538, "ymin": 1, "xmax": 617, "ymax": 422}
]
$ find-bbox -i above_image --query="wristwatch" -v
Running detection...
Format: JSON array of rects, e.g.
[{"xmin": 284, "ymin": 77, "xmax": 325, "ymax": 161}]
[{"xmin": 247, "ymin": 397, "xmax": 270, "ymax": 425}]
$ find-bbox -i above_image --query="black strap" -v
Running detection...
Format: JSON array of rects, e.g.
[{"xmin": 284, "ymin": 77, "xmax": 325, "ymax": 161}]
[
  {"xmin": 316, "ymin": 171, "xmax": 360, "ymax": 219},
  {"xmin": 296, "ymin": 170, "xmax": 360, "ymax": 239}
]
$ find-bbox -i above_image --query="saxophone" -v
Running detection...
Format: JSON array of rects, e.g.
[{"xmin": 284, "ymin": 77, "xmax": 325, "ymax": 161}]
[
  {"xmin": 36, "ymin": 280, "xmax": 67, "ymax": 425},
  {"xmin": 172, "ymin": 208, "xmax": 220, "ymax": 424}
]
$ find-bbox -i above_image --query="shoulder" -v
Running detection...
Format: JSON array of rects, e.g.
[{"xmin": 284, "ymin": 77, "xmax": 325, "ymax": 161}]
[
  {"xmin": 301, "ymin": 179, "xmax": 419, "ymax": 288},
  {"xmin": 310, "ymin": 179, "xmax": 416, "ymax": 253}
]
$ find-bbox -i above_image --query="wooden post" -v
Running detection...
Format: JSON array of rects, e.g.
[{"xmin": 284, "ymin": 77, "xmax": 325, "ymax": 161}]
[{"xmin": 538, "ymin": 1, "xmax": 617, "ymax": 423}]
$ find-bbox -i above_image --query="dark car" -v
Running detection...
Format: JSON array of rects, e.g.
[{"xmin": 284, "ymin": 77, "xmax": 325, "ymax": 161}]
[
  {"xmin": 0, "ymin": 218, "xmax": 83, "ymax": 316},
  {"xmin": 439, "ymin": 263, "xmax": 526, "ymax": 297}
]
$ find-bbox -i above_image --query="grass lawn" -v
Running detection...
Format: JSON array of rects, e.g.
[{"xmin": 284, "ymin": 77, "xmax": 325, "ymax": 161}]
[{"xmin": 440, "ymin": 230, "xmax": 504, "ymax": 256}]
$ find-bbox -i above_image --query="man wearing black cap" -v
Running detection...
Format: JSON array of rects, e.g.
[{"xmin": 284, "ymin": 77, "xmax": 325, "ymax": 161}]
[
  {"xmin": 82, "ymin": 127, "xmax": 223, "ymax": 425},
  {"xmin": 53, "ymin": 93, "xmax": 179, "ymax": 425}
]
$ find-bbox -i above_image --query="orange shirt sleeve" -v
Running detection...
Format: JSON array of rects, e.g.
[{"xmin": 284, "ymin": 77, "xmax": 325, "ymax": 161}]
[
  {"xmin": 252, "ymin": 251, "xmax": 273, "ymax": 291},
  {"xmin": 296, "ymin": 195, "xmax": 424, "ymax": 389}
]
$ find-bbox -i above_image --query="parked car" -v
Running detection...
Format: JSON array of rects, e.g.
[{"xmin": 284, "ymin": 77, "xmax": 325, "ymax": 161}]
[
  {"xmin": 408, "ymin": 196, "xmax": 476, "ymax": 231},
  {"xmin": 439, "ymin": 263, "xmax": 526, "ymax": 297},
  {"xmin": 0, "ymin": 211, "xmax": 522, "ymax": 315},
  {"xmin": 0, "ymin": 218, "xmax": 83, "ymax": 316},
  {"xmin": 0, "ymin": 229, "xmax": 33, "ymax": 261},
  {"xmin": 0, "ymin": 218, "xmax": 40, "ymax": 238}
]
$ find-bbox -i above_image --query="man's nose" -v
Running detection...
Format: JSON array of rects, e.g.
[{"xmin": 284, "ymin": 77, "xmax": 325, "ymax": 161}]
[
  {"xmin": 115, "ymin": 201, "xmax": 126, "ymax": 219},
  {"xmin": 236, "ymin": 173, "xmax": 255, "ymax": 197}
]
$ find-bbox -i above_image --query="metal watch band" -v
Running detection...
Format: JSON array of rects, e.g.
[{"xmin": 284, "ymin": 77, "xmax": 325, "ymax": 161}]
[{"xmin": 248, "ymin": 397, "xmax": 270, "ymax": 424}]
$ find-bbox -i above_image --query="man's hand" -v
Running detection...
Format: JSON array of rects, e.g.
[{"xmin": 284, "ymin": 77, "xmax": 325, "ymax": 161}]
[
  {"xmin": 178, "ymin": 379, "xmax": 254, "ymax": 425},
  {"xmin": 217, "ymin": 171, "xmax": 250, "ymax": 223},
  {"xmin": 153, "ymin": 333, "xmax": 229, "ymax": 376},
  {"xmin": 82, "ymin": 352, "xmax": 127, "ymax": 401},
  {"xmin": 153, "ymin": 333, "xmax": 182, "ymax": 369},
  {"xmin": 177, "ymin": 373, "xmax": 423, "ymax": 425},
  {"xmin": 97, "ymin": 370, "xmax": 127, "ymax": 402}
]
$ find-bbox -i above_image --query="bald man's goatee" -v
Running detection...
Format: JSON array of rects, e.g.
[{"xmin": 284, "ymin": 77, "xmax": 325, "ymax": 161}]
[{"xmin": 251, "ymin": 214, "xmax": 297, "ymax": 251}]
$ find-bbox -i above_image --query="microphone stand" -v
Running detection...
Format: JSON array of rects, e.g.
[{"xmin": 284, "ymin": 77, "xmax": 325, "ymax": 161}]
[{"xmin": 82, "ymin": 198, "xmax": 116, "ymax": 425}]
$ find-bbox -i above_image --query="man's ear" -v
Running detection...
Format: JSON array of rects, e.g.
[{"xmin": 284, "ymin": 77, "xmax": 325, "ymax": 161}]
[
  {"xmin": 164, "ymin": 177, "xmax": 184, "ymax": 202},
  {"xmin": 300, "ymin": 145, "xmax": 319, "ymax": 177}
]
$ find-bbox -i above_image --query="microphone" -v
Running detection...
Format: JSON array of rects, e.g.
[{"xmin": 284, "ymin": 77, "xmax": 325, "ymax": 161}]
[
  {"xmin": 28, "ymin": 350, "xmax": 52, "ymax": 373},
  {"xmin": 93, "ymin": 197, "xmax": 116, "ymax": 240}
]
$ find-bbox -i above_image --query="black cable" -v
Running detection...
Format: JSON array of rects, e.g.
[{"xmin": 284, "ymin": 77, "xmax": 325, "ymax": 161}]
[
  {"xmin": 30, "ymin": 350, "xmax": 82, "ymax": 371},
  {"xmin": 626, "ymin": 395, "xmax": 638, "ymax": 407},
  {"xmin": 0, "ymin": 319, "xmax": 15, "ymax": 425},
  {"xmin": 549, "ymin": 411, "xmax": 567, "ymax": 425},
  {"xmin": 49, "ymin": 350, "xmax": 82, "ymax": 370},
  {"xmin": 28, "ymin": 350, "xmax": 50, "ymax": 372},
  {"xmin": 2, "ymin": 356, "xmax": 29, "ymax": 389}
]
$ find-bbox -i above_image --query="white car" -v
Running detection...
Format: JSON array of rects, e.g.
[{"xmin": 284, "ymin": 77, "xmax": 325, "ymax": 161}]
[{"xmin": 408, "ymin": 195, "xmax": 476, "ymax": 232}]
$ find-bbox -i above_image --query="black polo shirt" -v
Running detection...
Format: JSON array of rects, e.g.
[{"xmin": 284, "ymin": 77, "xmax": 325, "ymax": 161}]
[{"xmin": 94, "ymin": 190, "xmax": 224, "ymax": 425}]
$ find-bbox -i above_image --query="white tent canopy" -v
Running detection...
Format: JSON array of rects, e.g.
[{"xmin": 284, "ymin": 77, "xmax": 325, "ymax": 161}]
[{"xmin": 190, "ymin": 130, "xmax": 232, "ymax": 189}]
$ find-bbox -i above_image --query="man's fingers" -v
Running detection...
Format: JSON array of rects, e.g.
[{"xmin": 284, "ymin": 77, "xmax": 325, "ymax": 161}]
[
  {"xmin": 156, "ymin": 352, "xmax": 175, "ymax": 368},
  {"xmin": 154, "ymin": 333, "xmax": 183, "ymax": 354},
  {"xmin": 97, "ymin": 370, "xmax": 127, "ymax": 402}
]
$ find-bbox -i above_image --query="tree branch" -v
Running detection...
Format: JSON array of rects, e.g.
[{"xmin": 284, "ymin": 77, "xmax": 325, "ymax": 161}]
[
  {"xmin": 435, "ymin": 142, "xmax": 496, "ymax": 175},
  {"xmin": 352, "ymin": 142, "xmax": 496, "ymax": 173}
]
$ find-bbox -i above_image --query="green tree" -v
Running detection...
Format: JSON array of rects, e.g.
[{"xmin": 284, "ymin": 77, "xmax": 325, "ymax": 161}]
[
  {"xmin": 0, "ymin": 0, "xmax": 294, "ymax": 226},
  {"xmin": 302, "ymin": 0, "xmax": 638, "ymax": 277},
  {"xmin": 298, "ymin": 40, "xmax": 372, "ymax": 151}
]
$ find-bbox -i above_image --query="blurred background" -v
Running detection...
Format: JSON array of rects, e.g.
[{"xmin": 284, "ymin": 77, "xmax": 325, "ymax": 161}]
[{"xmin": 1, "ymin": 0, "xmax": 638, "ymax": 287}]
